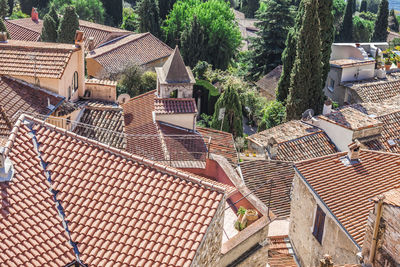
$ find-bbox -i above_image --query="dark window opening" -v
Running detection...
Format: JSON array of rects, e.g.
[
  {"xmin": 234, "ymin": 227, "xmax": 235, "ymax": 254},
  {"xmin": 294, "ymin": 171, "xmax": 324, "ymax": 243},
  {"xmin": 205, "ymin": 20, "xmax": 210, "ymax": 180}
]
[
  {"xmin": 84, "ymin": 89, "xmax": 91, "ymax": 98},
  {"xmin": 73, "ymin": 71, "xmax": 78, "ymax": 92},
  {"xmin": 313, "ymin": 205, "xmax": 325, "ymax": 244},
  {"xmin": 170, "ymin": 89, "xmax": 178, "ymax": 98}
]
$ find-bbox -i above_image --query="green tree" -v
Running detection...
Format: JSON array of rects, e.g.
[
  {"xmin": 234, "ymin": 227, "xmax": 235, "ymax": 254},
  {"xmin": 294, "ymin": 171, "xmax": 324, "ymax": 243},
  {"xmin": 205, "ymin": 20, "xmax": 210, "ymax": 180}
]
[
  {"xmin": 137, "ymin": 0, "xmax": 161, "ymax": 37},
  {"xmin": 121, "ymin": 7, "xmax": 139, "ymax": 31},
  {"xmin": 74, "ymin": 0, "xmax": 105, "ymax": 23},
  {"xmin": 360, "ymin": 0, "xmax": 367, "ymax": 12},
  {"xmin": 158, "ymin": 0, "xmax": 176, "ymax": 20},
  {"xmin": 118, "ymin": 65, "xmax": 157, "ymax": 96},
  {"xmin": 100, "ymin": 0, "xmax": 122, "ymax": 26},
  {"xmin": 257, "ymin": 100, "xmax": 285, "ymax": 131},
  {"xmin": 19, "ymin": 0, "xmax": 33, "ymax": 14},
  {"xmin": 249, "ymin": 0, "xmax": 293, "ymax": 80},
  {"xmin": 0, "ymin": 0, "xmax": 9, "ymax": 18},
  {"xmin": 163, "ymin": 0, "xmax": 241, "ymax": 70},
  {"xmin": 337, "ymin": 0, "xmax": 353, "ymax": 42},
  {"xmin": 141, "ymin": 71, "xmax": 157, "ymax": 91},
  {"xmin": 41, "ymin": 14, "xmax": 57, "ymax": 42},
  {"xmin": 276, "ymin": 2, "xmax": 304, "ymax": 103},
  {"xmin": 286, "ymin": 0, "xmax": 323, "ymax": 120},
  {"xmin": 319, "ymin": 0, "xmax": 334, "ymax": 90},
  {"xmin": 211, "ymin": 82, "xmax": 243, "ymax": 137},
  {"xmin": 49, "ymin": 5, "xmax": 59, "ymax": 28},
  {"xmin": 353, "ymin": 15, "xmax": 374, "ymax": 41},
  {"xmin": 371, "ymin": 0, "xmax": 388, "ymax": 41},
  {"xmin": 333, "ymin": 0, "xmax": 346, "ymax": 36},
  {"xmin": 367, "ymin": 0, "xmax": 379, "ymax": 13},
  {"xmin": 389, "ymin": 9, "xmax": 399, "ymax": 32},
  {"xmin": 7, "ymin": 0, "xmax": 13, "ymax": 15},
  {"xmin": 180, "ymin": 15, "xmax": 205, "ymax": 68},
  {"xmin": 242, "ymin": 0, "xmax": 260, "ymax": 18},
  {"xmin": 0, "ymin": 19, "xmax": 9, "ymax": 38},
  {"xmin": 57, "ymin": 6, "xmax": 79, "ymax": 44}
]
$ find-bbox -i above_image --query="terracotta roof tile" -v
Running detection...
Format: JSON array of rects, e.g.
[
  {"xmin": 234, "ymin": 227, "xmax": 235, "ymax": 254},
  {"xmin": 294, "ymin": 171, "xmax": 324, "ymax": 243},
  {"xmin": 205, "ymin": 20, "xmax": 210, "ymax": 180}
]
[
  {"xmin": 87, "ymin": 33, "xmax": 173, "ymax": 74},
  {"xmin": 154, "ymin": 98, "xmax": 197, "ymax": 114},
  {"xmin": 351, "ymin": 79, "xmax": 400, "ymax": 103},
  {"xmin": 373, "ymin": 187, "xmax": 400, "ymax": 207},
  {"xmin": 4, "ymin": 19, "xmax": 41, "ymax": 41},
  {"xmin": 295, "ymin": 149, "xmax": 400, "ymax": 246},
  {"xmin": 0, "ymin": 76, "xmax": 64, "ymax": 122},
  {"xmin": 197, "ymin": 127, "xmax": 238, "ymax": 167},
  {"xmin": 319, "ymin": 107, "xmax": 382, "ymax": 130},
  {"xmin": 0, "ymin": 105, "xmax": 12, "ymax": 146},
  {"xmin": 268, "ymin": 235, "xmax": 297, "ymax": 267},
  {"xmin": 330, "ymin": 59, "xmax": 375, "ymax": 68},
  {"xmin": 240, "ymin": 160, "xmax": 294, "ymax": 218},
  {"xmin": 1, "ymin": 115, "xmax": 226, "ymax": 266},
  {"xmin": 0, "ymin": 40, "xmax": 76, "ymax": 79}
]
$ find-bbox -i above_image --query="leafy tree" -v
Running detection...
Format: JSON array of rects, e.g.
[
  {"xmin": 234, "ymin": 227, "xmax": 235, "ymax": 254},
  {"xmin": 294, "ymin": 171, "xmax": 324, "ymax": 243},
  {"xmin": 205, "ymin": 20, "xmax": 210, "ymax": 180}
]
[
  {"xmin": 41, "ymin": 14, "xmax": 57, "ymax": 42},
  {"xmin": 371, "ymin": 0, "xmax": 388, "ymax": 42},
  {"xmin": 0, "ymin": 19, "xmax": 9, "ymax": 38},
  {"xmin": 241, "ymin": 0, "xmax": 260, "ymax": 18},
  {"xmin": 0, "ymin": 0, "xmax": 9, "ymax": 18},
  {"xmin": 257, "ymin": 101, "xmax": 285, "ymax": 132},
  {"xmin": 249, "ymin": 0, "xmax": 293, "ymax": 80},
  {"xmin": 158, "ymin": 0, "xmax": 176, "ymax": 20},
  {"xmin": 360, "ymin": 0, "xmax": 367, "ymax": 12},
  {"xmin": 337, "ymin": 0, "xmax": 353, "ymax": 42},
  {"xmin": 359, "ymin": 11, "xmax": 376, "ymax": 21},
  {"xmin": 389, "ymin": 9, "xmax": 399, "ymax": 32},
  {"xmin": 286, "ymin": 0, "xmax": 323, "ymax": 120},
  {"xmin": 100, "ymin": 0, "xmax": 122, "ymax": 26},
  {"xmin": 37, "ymin": 0, "xmax": 50, "ymax": 9},
  {"xmin": 211, "ymin": 81, "xmax": 243, "ymax": 137},
  {"xmin": 333, "ymin": 0, "xmax": 346, "ymax": 35},
  {"xmin": 353, "ymin": 15, "xmax": 374, "ymax": 42},
  {"xmin": 121, "ymin": 7, "xmax": 139, "ymax": 31},
  {"xmin": 8, "ymin": 2, "xmax": 29, "ymax": 19},
  {"xmin": 319, "ymin": 0, "xmax": 334, "ymax": 91},
  {"xmin": 118, "ymin": 65, "xmax": 157, "ymax": 96},
  {"xmin": 57, "ymin": 6, "xmax": 79, "ymax": 44},
  {"xmin": 180, "ymin": 15, "xmax": 205, "ymax": 68},
  {"xmin": 49, "ymin": 5, "xmax": 59, "ymax": 28},
  {"xmin": 141, "ymin": 71, "xmax": 157, "ymax": 91},
  {"xmin": 164, "ymin": 0, "xmax": 241, "ymax": 70},
  {"xmin": 276, "ymin": 2, "xmax": 304, "ymax": 103},
  {"xmin": 137, "ymin": 0, "xmax": 161, "ymax": 37},
  {"xmin": 51, "ymin": 0, "xmax": 105, "ymax": 23}
]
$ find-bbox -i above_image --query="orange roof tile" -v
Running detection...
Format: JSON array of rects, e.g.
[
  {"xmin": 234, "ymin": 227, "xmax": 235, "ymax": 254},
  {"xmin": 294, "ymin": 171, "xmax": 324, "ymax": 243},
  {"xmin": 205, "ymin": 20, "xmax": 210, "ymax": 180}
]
[
  {"xmin": 268, "ymin": 236, "xmax": 297, "ymax": 267},
  {"xmin": 4, "ymin": 18, "xmax": 41, "ymax": 41},
  {"xmin": 154, "ymin": 98, "xmax": 197, "ymax": 114},
  {"xmin": 295, "ymin": 150, "xmax": 400, "ymax": 246},
  {"xmin": 1, "ymin": 115, "xmax": 226, "ymax": 266},
  {"xmin": 350, "ymin": 79, "xmax": 400, "ymax": 103}
]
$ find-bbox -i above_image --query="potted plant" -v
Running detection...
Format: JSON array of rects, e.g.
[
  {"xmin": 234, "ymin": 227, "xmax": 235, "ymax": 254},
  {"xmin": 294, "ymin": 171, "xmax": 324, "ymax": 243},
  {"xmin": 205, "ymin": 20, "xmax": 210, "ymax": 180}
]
[
  {"xmin": 234, "ymin": 206, "xmax": 247, "ymax": 231},
  {"xmin": 385, "ymin": 57, "xmax": 392, "ymax": 71},
  {"xmin": 245, "ymin": 209, "xmax": 259, "ymax": 226}
]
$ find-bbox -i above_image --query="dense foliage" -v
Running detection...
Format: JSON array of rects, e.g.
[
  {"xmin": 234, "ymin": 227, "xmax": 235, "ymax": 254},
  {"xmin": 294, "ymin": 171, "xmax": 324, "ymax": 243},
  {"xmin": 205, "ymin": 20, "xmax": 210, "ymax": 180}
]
[
  {"xmin": 137, "ymin": 0, "xmax": 161, "ymax": 37},
  {"xmin": 50, "ymin": 0, "xmax": 105, "ymax": 23},
  {"xmin": 0, "ymin": 0, "xmax": 9, "ymax": 18},
  {"xmin": 121, "ymin": 7, "xmax": 139, "ymax": 31},
  {"xmin": 180, "ymin": 16, "xmax": 205, "ymax": 68},
  {"xmin": 360, "ymin": 0, "xmax": 367, "ymax": 12},
  {"xmin": 371, "ymin": 0, "xmax": 389, "ymax": 42},
  {"xmin": 118, "ymin": 65, "xmax": 157, "ymax": 97},
  {"xmin": 57, "ymin": 6, "xmax": 79, "ymax": 44},
  {"xmin": 241, "ymin": 0, "xmax": 260, "ymax": 18},
  {"xmin": 353, "ymin": 15, "xmax": 374, "ymax": 42},
  {"xmin": 0, "ymin": 18, "xmax": 9, "ymax": 38},
  {"xmin": 41, "ymin": 14, "xmax": 57, "ymax": 42},
  {"xmin": 100, "ymin": 0, "xmax": 122, "ymax": 26},
  {"xmin": 389, "ymin": 9, "xmax": 399, "ymax": 32},
  {"xmin": 319, "ymin": 0, "xmax": 334, "ymax": 91},
  {"xmin": 257, "ymin": 101, "xmax": 285, "ymax": 132},
  {"xmin": 337, "ymin": 0, "xmax": 353, "ymax": 42},
  {"xmin": 158, "ymin": 0, "xmax": 176, "ymax": 20}
]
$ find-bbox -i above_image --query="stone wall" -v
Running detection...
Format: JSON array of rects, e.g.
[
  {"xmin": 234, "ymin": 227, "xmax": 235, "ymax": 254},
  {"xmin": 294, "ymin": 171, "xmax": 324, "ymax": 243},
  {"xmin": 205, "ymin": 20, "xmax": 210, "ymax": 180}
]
[
  {"xmin": 290, "ymin": 173, "xmax": 360, "ymax": 266},
  {"xmin": 191, "ymin": 195, "xmax": 225, "ymax": 266},
  {"xmin": 159, "ymin": 83, "xmax": 193, "ymax": 98}
]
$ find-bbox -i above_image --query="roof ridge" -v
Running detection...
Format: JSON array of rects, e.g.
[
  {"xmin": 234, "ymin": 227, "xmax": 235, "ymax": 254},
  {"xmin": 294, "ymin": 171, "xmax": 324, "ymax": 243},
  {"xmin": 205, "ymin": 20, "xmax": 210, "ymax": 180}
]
[
  {"xmin": 294, "ymin": 151, "xmax": 347, "ymax": 165},
  {"xmin": 277, "ymin": 129, "xmax": 324, "ymax": 145},
  {"xmin": 5, "ymin": 18, "xmax": 42, "ymax": 33},
  {"xmin": 123, "ymin": 90, "xmax": 156, "ymax": 105},
  {"xmin": 197, "ymin": 127, "xmax": 232, "ymax": 136},
  {"xmin": 155, "ymin": 98, "xmax": 196, "ymax": 101}
]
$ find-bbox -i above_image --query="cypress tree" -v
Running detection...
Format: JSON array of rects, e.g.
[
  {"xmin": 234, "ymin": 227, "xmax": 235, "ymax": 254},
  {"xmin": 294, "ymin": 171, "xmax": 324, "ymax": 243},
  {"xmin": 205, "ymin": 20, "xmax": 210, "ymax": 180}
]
[
  {"xmin": 41, "ymin": 14, "xmax": 57, "ymax": 42},
  {"xmin": 57, "ymin": 6, "xmax": 79, "ymax": 44},
  {"xmin": 19, "ymin": 0, "xmax": 33, "ymax": 15},
  {"xmin": 337, "ymin": 0, "xmax": 354, "ymax": 42},
  {"xmin": 0, "ymin": 0, "xmax": 9, "ymax": 19},
  {"xmin": 319, "ymin": 0, "xmax": 334, "ymax": 89},
  {"xmin": 100, "ymin": 0, "xmax": 122, "ymax": 26},
  {"xmin": 159, "ymin": 0, "xmax": 176, "ymax": 20},
  {"xmin": 180, "ymin": 15, "xmax": 205, "ymax": 68},
  {"xmin": 360, "ymin": 0, "xmax": 367, "ymax": 12},
  {"xmin": 371, "ymin": 0, "xmax": 389, "ymax": 41},
  {"xmin": 244, "ymin": 0, "xmax": 260, "ymax": 18},
  {"xmin": 249, "ymin": 0, "xmax": 293, "ymax": 80},
  {"xmin": 211, "ymin": 82, "xmax": 243, "ymax": 137},
  {"xmin": 388, "ymin": 8, "xmax": 399, "ymax": 32},
  {"xmin": 0, "ymin": 19, "xmax": 9, "ymax": 38},
  {"xmin": 352, "ymin": 0, "xmax": 356, "ymax": 13},
  {"xmin": 285, "ymin": 0, "xmax": 323, "ymax": 120},
  {"xmin": 276, "ymin": 2, "xmax": 304, "ymax": 103},
  {"xmin": 49, "ymin": 5, "xmax": 59, "ymax": 29},
  {"xmin": 137, "ymin": 0, "xmax": 161, "ymax": 38},
  {"xmin": 7, "ymin": 0, "xmax": 12, "ymax": 15}
]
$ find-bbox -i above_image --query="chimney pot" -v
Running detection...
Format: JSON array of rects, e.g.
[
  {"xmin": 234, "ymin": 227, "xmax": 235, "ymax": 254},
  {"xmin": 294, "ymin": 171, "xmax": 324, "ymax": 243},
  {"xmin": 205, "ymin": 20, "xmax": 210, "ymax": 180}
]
[
  {"xmin": 0, "ymin": 32, "xmax": 7, "ymax": 42},
  {"xmin": 74, "ymin": 30, "xmax": 85, "ymax": 47},
  {"xmin": 31, "ymin": 7, "xmax": 39, "ymax": 22},
  {"xmin": 356, "ymin": 43, "xmax": 361, "ymax": 48},
  {"xmin": 348, "ymin": 140, "xmax": 361, "ymax": 161},
  {"xmin": 323, "ymin": 99, "xmax": 333, "ymax": 115}
]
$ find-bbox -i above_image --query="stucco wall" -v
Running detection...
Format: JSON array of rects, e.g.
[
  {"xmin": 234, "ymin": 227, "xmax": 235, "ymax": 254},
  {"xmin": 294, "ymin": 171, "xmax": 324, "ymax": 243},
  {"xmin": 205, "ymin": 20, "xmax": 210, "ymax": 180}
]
[
  {"xmin": 313, "ymin": 118, "xmax": 353, "ymax": 151},
  {"xmin": 158, "ymin": 83, "xmax": 194, "ymax": 99},
  {"xmin": 331, "ymin": 45, "xmax": 363, "ymax": 60},
  {"xmin": 86, "ymin": 58, "xmax": 105, "ymax": 79},
  {"xmin": 156, "ymin": 113, "xmax": 196, "ymax": 130},
  {"xmin": 341, "ymin": 64, "xmax": 375, "ymax": 83},
  {"xmin": 290, "ymin": 173, "xmax": 360, "ymax": 266},
  {"xmin": 324, "ymin": 68, "xmax": 346, "ymax": 105},
  {"xmin": 85, "ymin": 83, "xmax": 116, "ymax": 102}
]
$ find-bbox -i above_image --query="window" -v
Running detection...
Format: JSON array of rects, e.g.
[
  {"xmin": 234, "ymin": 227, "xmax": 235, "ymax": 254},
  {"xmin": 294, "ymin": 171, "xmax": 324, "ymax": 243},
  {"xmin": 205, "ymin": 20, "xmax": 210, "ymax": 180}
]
[
  {"xmin": 68, "ymin": 86, "xmax": 71, "ymax": 100},
  {"xmin": 73, "ymin": 71, "xmax": 78, "ymax": 92},
  {"xmin": 312, "ymin": 205, "xmax": 325, "ymax": 244},
  {"xmin": 328, "ymin": 78, "xmax": 335, "ymax": 92}
]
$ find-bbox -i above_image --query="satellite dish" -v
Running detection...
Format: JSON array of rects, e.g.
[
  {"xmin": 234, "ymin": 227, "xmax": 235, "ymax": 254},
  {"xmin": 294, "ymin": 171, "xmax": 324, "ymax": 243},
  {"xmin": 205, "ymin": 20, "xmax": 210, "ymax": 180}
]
[
  {"xmin": 117, "ymin": 93, "xmax": 131, "ymax": 104},
  {"xmin": 302, "ymin": 109, "xmax": 314, "ymax": 121}
]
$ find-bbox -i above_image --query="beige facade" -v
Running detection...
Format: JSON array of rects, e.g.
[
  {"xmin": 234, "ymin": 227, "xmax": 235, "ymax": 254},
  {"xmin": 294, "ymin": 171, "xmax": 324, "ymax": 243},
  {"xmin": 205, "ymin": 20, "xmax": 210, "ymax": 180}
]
[
  {"xmin": 84, "ymin": 80, "xmax": 117, "ymax": 102},
  {"xmin": 156, "ymin": 113, "xmax": 197, "ymax": 130},
  {"xmin": 290, "ymin": 173, "xmax": 360, "ymax": 266}
]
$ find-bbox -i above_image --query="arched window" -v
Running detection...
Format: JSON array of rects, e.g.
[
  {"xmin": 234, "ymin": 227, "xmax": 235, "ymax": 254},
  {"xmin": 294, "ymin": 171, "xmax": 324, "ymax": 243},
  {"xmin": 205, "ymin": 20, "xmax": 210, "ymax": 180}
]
[{"xmin": 73, "ymin": 71, "xmax": 78, "ymax": 92}]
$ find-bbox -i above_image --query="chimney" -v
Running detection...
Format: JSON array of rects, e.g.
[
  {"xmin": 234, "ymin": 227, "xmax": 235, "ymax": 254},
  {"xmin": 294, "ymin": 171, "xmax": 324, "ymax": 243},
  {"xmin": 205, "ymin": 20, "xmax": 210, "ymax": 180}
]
[
  {"xmin": 0, "ymin": 147, "xmax": 14, "ymax": 182},
  {"xmin": 355, "ymin": 43, "xmax": 361, "ymax": 48},
  {"xmin": 348, "ymin": 140, "xmax": 361, "ymax": 161},
  {"xmin": 323, "ymin": 99, "xmax": 332, "ymax": 115},
  {"xmin": 88, "ymin": 37, "xmax": 95, "ymax": 51},
  {"xmin": 319, "ymin": 255, "xmax": 334, "ymax": 267},
  {"xmin": 31, "ymin": 7, "xmax": 39, "ymax": 22},
  {"xmin": 0, "ymin": 32, "xmax": 7, "ymax": 42},
  {"xmin": 74, "ymin": 30, "xmax": 85, "ymax": 48},
  {"xmin": 267, "ymin": 137, "xmax": 278, "ymax": 160}
]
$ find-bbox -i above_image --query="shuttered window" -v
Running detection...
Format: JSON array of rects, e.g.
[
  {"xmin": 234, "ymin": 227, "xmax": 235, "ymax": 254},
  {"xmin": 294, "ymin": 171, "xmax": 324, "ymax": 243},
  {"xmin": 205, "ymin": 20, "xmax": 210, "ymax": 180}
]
[{"xmin": 312, "ymin": 205, "xmax": 325, "ymax": 244}]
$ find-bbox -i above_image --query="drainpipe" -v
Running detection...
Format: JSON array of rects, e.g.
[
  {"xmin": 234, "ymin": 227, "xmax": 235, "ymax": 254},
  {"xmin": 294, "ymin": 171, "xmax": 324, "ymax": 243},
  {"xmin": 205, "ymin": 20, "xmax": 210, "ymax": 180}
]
[{"xmin": 369, "ymin": 194, "xmax": 385, "ymax": 264}]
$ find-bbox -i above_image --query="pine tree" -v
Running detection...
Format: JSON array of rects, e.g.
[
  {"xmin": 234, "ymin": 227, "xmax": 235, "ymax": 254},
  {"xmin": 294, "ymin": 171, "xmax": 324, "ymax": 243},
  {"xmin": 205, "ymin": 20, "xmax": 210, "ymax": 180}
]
[
  {"xmin": 388, "ymin": 8, "xmax": 399, "ymax": 32},
  {"xmin": 211, "ymin": 82, "xmax": 243, "ymax": 137},
  {"xmin": 0, "ymin": 19, "xmax": 9, "ymax": 38},
  {"xmin": 249, "ymin": 0, "xmax": 293, "ymax": 80},
  {"xmin": 137, "ymin": 0, "xmax": 161, "ymax": 38},
  {"xmin": 159, "ymin": 0, "xmax": 176, "ymax": 20},
  {"xmin": 49, "ymin": 5, "xmax": 59, "ymax": 29},
  {"xmin": 371, "ymin": 0, "xmax": 389, "ymax": 41},
  {"xmin": 276, "ymin": 2, "xmax": 304, "ymax": 103},
  {"xmin": 0, "ymin": 0, "xmax": 9, "ymax": 19},
  {"xmin": 285, "ymin": 0, "xmax": 323, "ymax": 120},
  {"xmin": 19, "ymin": 0, "xmax": 33, "ymax": 15},
  {"xmin": 57, "ymin": 6, "xmax": 79, "ymax": 44},
  {"xmin": 360, "ymin": 0, "xmax": 367, "ymax": 12},
  {"xmin": 180, "ymin": 16, "xmax": 205, "ymax": 68},
  {"xmin": 337, "ymin": 0, "xmax": 354, "ymax": 42},
  {"xmin": 100, "ymin": 0, "xmax": 122, "ymax": 26},
  {"xmin": 41, "ymin": 14, "xmax": 57, "ymax": 42},
  {"xmin": 319, "ymin": 0, "xmax": 334, "ymax": 89}
]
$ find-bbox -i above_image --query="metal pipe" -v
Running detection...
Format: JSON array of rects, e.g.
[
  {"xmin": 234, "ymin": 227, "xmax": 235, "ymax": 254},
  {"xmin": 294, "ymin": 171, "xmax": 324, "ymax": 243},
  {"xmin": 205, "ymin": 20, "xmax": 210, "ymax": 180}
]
[{"xmin": 369, "ymin": 194, "xmax": 385, "ymax": 264}]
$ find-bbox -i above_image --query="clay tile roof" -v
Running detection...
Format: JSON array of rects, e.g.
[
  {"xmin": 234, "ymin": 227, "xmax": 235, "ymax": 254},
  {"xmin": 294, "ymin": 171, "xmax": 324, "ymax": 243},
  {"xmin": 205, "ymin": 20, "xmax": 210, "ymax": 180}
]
[
  {"xmin": 85, "ymin": 78, "xmax": 117, "ymax": 86},
  {"xmin": 1, "ymin": 115, "xmax": 226, "ymax": 266},
  {"xmin": 373, "ymin": 187, "xmax": 400, "ymax": 207},
  {"xmin": 255, "ymin": 65, "xmax": 282, "ymax": 100},
  {"xmin": 0, "ymin": 105, "xmax": 12, "ymax": 146},
  {"xmin": 0, "ymin": 40, "xmax": 76, "ymax": 79},
  {"xmin": 240, "ymin": 160, "xmax": 294, "ymax": 218},
  {"xmin": 295, "ymin": 149, "xmax": 400, "ymax": 246},
  {"xmin": 268, "ymin": 236, "xmax": 297, "ymax": 267},
  {"xmin": 154, "ymin": 98, "xmax": 197, "ymax": 114},
  {"xmin": 0, "ymin": 76, "xmax": 64, "ymax": 123},
  {"xmin": 197, "ymin": 127, "xmax": 238, "ymax": 167},
  {"xmin": 319, "ymin": 107, "xmax": 383, "ymax": 130},
  {"xmin": 330, "ymin": 59, "xmax": 375, "ymax": 68},
  {"xmin": 350, "ymin": 79, "xmax": 400, "ymax": 103},
  {"xmin": 87, "ymin": 33, "xmax": 173, "ymax": 74},
  {"xmin": 73, "ymin": 104, "xmax": 126, "ymax": 150}
]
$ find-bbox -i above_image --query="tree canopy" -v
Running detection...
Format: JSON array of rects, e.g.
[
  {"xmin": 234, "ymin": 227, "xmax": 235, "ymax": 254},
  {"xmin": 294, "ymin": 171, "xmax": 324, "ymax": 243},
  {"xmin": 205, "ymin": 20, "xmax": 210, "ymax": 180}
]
[
  {"xmin": 389, "ymin": 9, "xmax": 399, "ymax": 32},
  {"xmin": 371, "ymin": 0, "xmax": 388, "ymax": 42},
  {"xmin": 0, "ymin": 0, "xmax": 9, "ymax": 18},
  {"xmin": 41, "ymin": 14, "xmax": 58, "ymax": 42},
  {"xmin": 57, "ymin": 6, "xmax": 79, "ymax": 44},
  {"xmin": 337, "ymin": 0, "xmax": 354, "ymax": 42},
  {"xmin": 137, "ymin": 0, "xmax": 161, "ymax": 37}
]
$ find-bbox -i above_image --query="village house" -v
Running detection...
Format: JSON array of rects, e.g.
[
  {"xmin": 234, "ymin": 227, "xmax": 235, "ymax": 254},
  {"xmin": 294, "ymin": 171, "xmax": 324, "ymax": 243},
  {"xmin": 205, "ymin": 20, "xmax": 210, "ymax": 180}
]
[
  {"xmin": 255, "ymin": 65, "xmax": 282, "ymax": 101},
  {"xmin": 290, "ymin": 142, "xmax": 400, "ymax": 266}
]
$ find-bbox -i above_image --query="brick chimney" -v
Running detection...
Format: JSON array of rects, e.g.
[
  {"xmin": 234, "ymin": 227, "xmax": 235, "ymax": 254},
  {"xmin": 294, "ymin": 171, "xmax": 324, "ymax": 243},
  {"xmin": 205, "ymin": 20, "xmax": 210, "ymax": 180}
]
[
  {"xmin": 0, "ymin": 147, "xmax": 14, "ymax": 182},
  {"xmin": 319, "ymin": 255, "xmax": 334, "ymax": 267},
  {"xmin": 323, "ymin": 99, "xmax": 332, "ymax": 115},
  {"xmin": 74, "ymin": 30, "xmax": 85, "ymax": 48},
  {"xmin": 0, "ymin": 32, "xmax": 7, "ymax": 42},
  {"xmin": 88, "ymin": 37, "xmax": 95, "ymax": 51},
  {"xmin": 348, "ymin": 140, "xmax": 361, "ymax": 161},
  {"xmin": 31, "ymin": 7, "xmax": 39, "ymax": 22}
]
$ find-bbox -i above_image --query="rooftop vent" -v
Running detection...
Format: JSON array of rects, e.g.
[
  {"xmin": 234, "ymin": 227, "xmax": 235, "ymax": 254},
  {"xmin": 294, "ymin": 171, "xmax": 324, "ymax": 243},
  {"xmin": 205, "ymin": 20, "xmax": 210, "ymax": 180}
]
[{"xmin": 0, "ymin": 147, "xmax": 14, "ymax": 182}]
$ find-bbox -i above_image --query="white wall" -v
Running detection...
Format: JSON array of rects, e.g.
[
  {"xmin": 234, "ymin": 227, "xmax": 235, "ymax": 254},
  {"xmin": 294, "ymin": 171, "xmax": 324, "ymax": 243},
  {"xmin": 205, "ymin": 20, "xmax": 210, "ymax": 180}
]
[
  {"xmin": 156, "ymin": 113, "xmax": 196, "ymax": 130},
  {"xmin": 341, "ymin": 64, "xmax": 375, "ymax": 83},
  {"xmin": 313, "ymin": 119, "xmax": 354, "ymax": 151},
  {"xmin": 331, "ymin": 45, "xmax": 363, "ymax": 60}
]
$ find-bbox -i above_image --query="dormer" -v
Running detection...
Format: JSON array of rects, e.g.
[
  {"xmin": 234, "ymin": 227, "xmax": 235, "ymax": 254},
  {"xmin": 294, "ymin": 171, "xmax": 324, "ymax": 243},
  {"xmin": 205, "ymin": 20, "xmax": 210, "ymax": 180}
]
[{"xmin": 155, "ymin": 46, "xmax": 196, "ymax": 99}]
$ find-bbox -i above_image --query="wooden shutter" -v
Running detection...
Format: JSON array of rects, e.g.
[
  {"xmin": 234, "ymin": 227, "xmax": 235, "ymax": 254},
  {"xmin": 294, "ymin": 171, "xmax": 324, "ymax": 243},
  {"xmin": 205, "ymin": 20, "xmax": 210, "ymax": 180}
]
[{"xmin": 313, "ymin": 205, "xmax": 326, "ymax": 244}]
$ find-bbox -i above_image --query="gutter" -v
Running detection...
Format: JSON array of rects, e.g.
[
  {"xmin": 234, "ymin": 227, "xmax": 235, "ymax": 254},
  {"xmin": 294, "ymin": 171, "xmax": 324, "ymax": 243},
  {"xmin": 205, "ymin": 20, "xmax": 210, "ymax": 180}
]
[{"xmin": 293, "ymin": 165, "xmax": 362, "ymax": 251}]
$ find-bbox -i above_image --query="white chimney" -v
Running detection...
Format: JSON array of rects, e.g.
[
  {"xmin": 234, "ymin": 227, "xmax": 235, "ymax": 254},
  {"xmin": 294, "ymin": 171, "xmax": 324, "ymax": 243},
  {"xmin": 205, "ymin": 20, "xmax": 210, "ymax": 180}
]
[
  {"xmin": 88, "ymin": 37, "xmax": 95, "ymax": 51},
  {"xmin": 347, "ymin": 141, "xmax": 361, "ymax": 161},
  {"xmin": 323, "ymin": 99, "xmax": 332, "ymax": 115},
  {"xmin": 267, "ymin": 137, "xmax": 278, "ymax": 160},
  {"xmin": 0, "ymin": 147, "xmax": 14, "ymax": 182}
]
